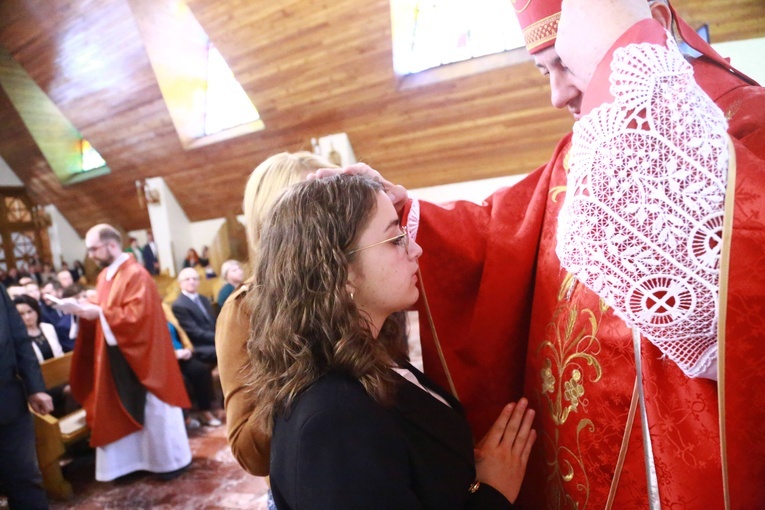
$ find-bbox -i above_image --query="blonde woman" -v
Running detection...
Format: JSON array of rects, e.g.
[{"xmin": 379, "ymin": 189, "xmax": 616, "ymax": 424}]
[
  {"xmin": 215, "ymin": 151, "xmax": 337, "ymax": 476},
  {"xmin": 216, "ymin": 260, "xmax": 244, "ymax": 309}
]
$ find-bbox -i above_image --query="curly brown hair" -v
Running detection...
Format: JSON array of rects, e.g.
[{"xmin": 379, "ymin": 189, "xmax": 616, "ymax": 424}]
[{"xmin": 246, "ymin": 174, "xmax": 404, "ymax": 433}]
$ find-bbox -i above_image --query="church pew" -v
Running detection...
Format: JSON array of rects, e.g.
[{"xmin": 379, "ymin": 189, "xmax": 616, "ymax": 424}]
[{"xmin": 31, "ymin": 351, "xmax": 89, "ymax": 500}]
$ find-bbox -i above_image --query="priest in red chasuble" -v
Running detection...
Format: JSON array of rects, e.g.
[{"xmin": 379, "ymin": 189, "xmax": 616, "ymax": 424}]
[
  {"xmin": 331, "ymin": 0, "xmax": 764, "ymax": 508},
  {"xmin": 68, "ymin": 224, "xmax": 192, "ymax": 481}
]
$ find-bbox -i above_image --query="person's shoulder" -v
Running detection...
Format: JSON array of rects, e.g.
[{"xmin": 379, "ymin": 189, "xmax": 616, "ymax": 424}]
[
  {"xmin": 172, "ymin": 293, "xmax": 190, "ymax": 307},
  {"xmin": 121, "ymin": 256, "xmax": 150, "ymax": 277},
  {"xmin": 296, "ymin": 372, "xmax": 379, "ymax": 416},
  {"xmin": 40, "ymin": 321, "xmax": 57, "ymax": 336}
]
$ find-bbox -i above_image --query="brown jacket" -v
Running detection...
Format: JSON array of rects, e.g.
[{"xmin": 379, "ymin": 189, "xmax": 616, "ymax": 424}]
[{"xmin": 215, "ymin": 284, "xmax": 270, "ymax": 476}]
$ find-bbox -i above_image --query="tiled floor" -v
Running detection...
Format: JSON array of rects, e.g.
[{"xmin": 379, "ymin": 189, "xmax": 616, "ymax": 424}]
[{"xmin": 1, "ymin": 424, "xmax": 270, "ymax": 510}]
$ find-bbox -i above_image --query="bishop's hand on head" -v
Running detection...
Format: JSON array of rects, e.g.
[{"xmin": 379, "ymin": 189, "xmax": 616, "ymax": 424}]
[{"xmin": 311, "ymin": 163, "xmax": 409, "ymax": 216}]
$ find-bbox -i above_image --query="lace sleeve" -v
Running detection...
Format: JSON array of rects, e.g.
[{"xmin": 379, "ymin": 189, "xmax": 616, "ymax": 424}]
[{"xmin": 556, "ymin": 35, "xmax": 729, "ymax": 379}]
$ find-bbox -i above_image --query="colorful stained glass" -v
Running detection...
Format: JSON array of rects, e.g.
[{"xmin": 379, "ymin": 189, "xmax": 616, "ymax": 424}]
[
  {"xmin": 82, "ymin": 139, "xmax": 107, "ymax": 171},
  {"xmin": 391, "ymin": 0, "xmax": 525, "ymax": 75}
]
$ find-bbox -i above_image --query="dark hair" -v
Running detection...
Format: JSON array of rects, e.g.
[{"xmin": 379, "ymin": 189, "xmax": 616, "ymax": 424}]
[
  {"xmin": 62, "ymin": 283, "xmax": 85, "ymax": 299},
  {"xmin": 247, "ymin": 174, "xmax": 403, "ymax": 433},
  {"xmin": 14, "ymin": 294, "xmax": 42, "ymax": 326},
  {"xmin": 42, "ymin": 278, "xmax": 62, "ymax": 291}
]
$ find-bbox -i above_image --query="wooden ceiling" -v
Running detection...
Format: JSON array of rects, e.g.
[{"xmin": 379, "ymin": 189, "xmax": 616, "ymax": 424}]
[{"xmin": 0, "ymin": 0, "xmax": 763, "ymax": 236}]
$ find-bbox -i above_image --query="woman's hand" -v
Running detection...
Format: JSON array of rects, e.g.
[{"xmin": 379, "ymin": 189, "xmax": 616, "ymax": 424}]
[
  {"xmin": 474, "ymin": 399, "xmax": 537, "ymax": 504},
  {"xmin": 311, "ymin": 163, "xmax": 409, "ymax": 216}
]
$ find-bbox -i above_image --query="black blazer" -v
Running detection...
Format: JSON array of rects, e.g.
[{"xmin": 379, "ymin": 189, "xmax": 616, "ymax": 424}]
[
  {"xmin": 0, "ymin": 283, "xmax": 46, "ymax": 425},
  {"xmin": 172, "ymin": 293, "xmax": 216, "ymax": 347},
  {"xmin": 270, "ymin": 363, "xmax": 512, "ymax": 510}
]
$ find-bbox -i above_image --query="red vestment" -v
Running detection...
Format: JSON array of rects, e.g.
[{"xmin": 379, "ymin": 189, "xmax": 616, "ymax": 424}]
[
  {"xmin": 412, "ymin": 22, "xmax": 765, "ymax": 510},
  {"xmin": 70, "ymin": 256, "xmax": 190, "ymax": 447}
]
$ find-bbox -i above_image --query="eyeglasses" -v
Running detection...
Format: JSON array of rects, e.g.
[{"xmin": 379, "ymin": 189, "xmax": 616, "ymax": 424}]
[{"xmin": 347, "ymin": 226, "xmax": 409, "ymax": 256}]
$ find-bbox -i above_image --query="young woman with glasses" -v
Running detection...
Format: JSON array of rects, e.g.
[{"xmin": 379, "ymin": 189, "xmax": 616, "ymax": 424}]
[{"xmin": 247, "ymin": 173, "xmax": 536, "ymax": 509}]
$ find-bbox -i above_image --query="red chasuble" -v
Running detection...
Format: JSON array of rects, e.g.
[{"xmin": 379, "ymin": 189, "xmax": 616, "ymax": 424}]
[
  {"xmin": 70, "ymin": 256, "xmax": 190, "ymax": 447},
  {"xmin": 412, "ymin": 21, "xmax": 765, "ymax": 510}
]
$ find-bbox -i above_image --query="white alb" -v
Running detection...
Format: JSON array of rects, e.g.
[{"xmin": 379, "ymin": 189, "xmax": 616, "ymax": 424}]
[{"xmin": 556, "ymin": 35, "xmax": 729, "ymax": 379}]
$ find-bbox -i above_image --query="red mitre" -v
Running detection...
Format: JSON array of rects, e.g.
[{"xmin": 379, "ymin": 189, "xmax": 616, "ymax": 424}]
[{"xmin": 513, "ymin": 0, "xmax": 561, "ymax": 55}]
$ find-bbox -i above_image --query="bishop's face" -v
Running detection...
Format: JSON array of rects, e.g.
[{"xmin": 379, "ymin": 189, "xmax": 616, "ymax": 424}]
[{"xmin": 533, "ymin": 46, "xmax": 586, "ymax": 120}]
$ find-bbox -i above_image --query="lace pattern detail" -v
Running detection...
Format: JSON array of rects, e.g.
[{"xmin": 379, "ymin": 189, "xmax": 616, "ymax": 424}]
[
  {"xmin": 407, "ymin": 198, "xmax": 421, "ymax": 242},
  {"xmin": 556, "ymin": 36, "xmax": 729, "ymax": 379}
]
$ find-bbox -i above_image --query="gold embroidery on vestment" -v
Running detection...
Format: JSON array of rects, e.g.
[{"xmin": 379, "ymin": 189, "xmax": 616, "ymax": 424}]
[
  {"xmin": 537, "ymin": 276, "xmax": 605, "ymax": 509},
  {"xmin": 544, "ymin": 420, "xmax": 595, "ymax": 510}
]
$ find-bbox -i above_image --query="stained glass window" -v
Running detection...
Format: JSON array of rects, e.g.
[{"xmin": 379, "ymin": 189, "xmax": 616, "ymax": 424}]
[
  {"xmin": 204, "ymin": 43, "xmax": 261, "ymax": 136},
  {"xmin": 82, "ymin": 138, "xmax": 107, "ymax": 171},
  {"xmin": 391, "ymin": 0, "xmax": 526, "ymax": 75}
]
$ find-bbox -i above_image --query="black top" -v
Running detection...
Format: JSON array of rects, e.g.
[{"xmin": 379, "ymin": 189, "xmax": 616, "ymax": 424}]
[
  {"xmin": 270, "ymin": 363, "xmax": 513, "ymax": 510},
  {"xmin": 29, "ymin": 332, "xmax": 54, "ymax": 360}
]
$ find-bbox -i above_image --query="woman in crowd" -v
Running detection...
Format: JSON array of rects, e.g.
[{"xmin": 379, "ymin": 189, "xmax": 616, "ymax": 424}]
[
  {"xmin": 182, "ymin": 248, "xmax": 201, "ymax": 268},
  {"xmin": 217, "ymin": 260, "xmax": 244, "ymax": 309},
  {"xmin": 248, "ymin": 174, "xmax": 535, "ymax": 508},
  {"xmin": 216, "ymin": 151, "xmax": 338, "ymax": 478},
  {"xmin": 14, "ymin": 294, "xmax": 63, "ymax": 363}
]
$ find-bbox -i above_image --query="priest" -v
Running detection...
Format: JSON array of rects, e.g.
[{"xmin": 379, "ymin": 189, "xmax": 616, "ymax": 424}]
[{"xmin": 69, "ymin": 224, "xmax": 192, "ymax": 482}]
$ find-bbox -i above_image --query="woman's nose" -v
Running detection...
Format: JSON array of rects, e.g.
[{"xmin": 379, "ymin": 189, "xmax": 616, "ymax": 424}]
[{"xmin": 409, "ymin": 238, "xmax": 423, "ymax": 259}]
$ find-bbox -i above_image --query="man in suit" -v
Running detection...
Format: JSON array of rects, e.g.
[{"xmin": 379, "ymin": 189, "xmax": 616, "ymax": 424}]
[
  {"xmin": 172, "ymin": 268, "xmax": 217, "ymax": 363},
  {"xmin": 0, "ymin": 282, "xmax": 53, "ymax": 509},
  {"xmin": 141, "ymin": 231, "xmax": 160, "ymax": 275}
]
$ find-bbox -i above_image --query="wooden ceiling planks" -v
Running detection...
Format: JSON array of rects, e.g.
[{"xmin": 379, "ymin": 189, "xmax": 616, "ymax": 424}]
[{"xmin": 0, "ymin": 0, "xmax": 763, "ymax": 236}]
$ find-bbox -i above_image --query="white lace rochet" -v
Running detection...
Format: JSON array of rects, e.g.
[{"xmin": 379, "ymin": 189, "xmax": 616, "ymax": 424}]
[{"xmin": 556, "ymin": 35, "xmax": 729, "ymax": 379}]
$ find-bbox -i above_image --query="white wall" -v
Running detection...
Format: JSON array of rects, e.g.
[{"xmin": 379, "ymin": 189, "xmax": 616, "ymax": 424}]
[
  {"xmin": 712, "ymin": 37, "xmax": 765, "ymax": 85},
  {"xmin": 188, "ymin": 217, "xmax": 226, "ymax": 253},
  {"xmin": 145, "ymin": 177, "xmax": 191, "ymax": 277},
  {"xmin": 410, "ymin": 174, "xmax": 527, "ymax": 204},
  {"xmin": 46, "ymin": 204, "xmax": 85, "ymax": 266},
  {"xmin": 0, "ymin": 156, "xmax": 23, "ymax": 186}
]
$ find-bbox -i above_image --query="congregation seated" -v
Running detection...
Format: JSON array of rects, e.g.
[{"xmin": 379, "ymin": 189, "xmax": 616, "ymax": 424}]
[{"xmin": 13, "ymin": 294, "xmax": 77, "ymax": 418}]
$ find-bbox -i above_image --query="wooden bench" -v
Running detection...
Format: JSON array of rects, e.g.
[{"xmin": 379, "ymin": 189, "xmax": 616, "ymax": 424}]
[{"xmin": 32, "ymin": 352, "xmax": 89, "ymax": 500}]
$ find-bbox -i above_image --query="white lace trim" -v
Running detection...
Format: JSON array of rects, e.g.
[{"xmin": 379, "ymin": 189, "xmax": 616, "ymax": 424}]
[
  {"xmin": 407, "ymin": 198, "xmax": 421, "ymax": 242},
  {"xmin": 556, "ymin": 35, "xmax": 729, "ymax": 379}
]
